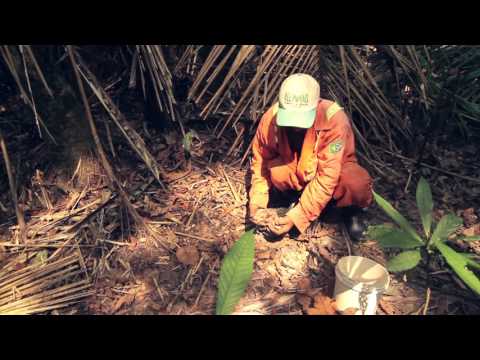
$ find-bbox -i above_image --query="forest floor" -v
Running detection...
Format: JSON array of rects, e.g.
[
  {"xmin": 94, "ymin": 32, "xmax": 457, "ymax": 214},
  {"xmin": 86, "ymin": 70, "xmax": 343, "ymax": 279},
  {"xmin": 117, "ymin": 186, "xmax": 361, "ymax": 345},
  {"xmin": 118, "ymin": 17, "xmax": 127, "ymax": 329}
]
[{"xmin": 0, "ymin": 115, "xmax": 479, "ymax": 315}]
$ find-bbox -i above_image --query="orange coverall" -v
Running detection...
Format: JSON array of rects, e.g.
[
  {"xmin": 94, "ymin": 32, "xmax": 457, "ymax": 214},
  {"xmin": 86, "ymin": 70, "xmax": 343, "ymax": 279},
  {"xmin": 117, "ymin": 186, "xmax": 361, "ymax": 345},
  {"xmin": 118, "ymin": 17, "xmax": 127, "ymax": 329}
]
[{"xmin": 249, "ymin": 99, "xmax": 373, "ymax": 233}]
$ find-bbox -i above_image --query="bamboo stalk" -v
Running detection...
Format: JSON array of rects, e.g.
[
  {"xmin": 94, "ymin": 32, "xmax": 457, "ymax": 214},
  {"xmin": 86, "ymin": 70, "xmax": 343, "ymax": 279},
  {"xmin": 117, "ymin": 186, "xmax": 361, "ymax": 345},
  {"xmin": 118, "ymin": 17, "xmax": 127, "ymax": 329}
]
[
  {"xmin": 68, "ymin": 47, "xmax": 145, "ymax": 229},
  {"xmin": 0, "ymin": 129, "xmax": 26, "ymax": 243}
]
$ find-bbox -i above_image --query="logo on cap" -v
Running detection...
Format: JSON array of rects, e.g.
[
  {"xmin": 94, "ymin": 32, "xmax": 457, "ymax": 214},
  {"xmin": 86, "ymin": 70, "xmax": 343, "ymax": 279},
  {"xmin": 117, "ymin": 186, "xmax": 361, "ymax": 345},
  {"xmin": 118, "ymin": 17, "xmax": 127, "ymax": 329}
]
[{"xmin": 283, "ymin": 92, "xmax": 310, "ymax": 107}]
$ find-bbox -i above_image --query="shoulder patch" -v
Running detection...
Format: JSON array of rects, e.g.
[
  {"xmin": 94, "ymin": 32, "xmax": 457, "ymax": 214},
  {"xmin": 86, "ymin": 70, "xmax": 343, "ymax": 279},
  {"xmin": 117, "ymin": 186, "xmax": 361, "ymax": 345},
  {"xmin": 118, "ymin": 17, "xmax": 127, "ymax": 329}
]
[
  {"xmin": 326, "ymin": 102, "xmax": 343, "ymax": 121},
  {"xmin": 328, "ymin": 139, "xmax": 344, "ymax": 154}
]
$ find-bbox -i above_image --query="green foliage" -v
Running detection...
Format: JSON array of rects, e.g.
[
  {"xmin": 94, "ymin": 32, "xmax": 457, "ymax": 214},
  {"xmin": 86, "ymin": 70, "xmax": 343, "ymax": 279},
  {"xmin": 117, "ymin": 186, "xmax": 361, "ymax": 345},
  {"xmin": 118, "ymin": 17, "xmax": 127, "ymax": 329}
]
[
  {"xmin": 182, "ymin": 130, "xmax": 200, "ymax": 154},
  {"xmin": 387, "ymin": 250, "xmax": 422, "ymax": 273},
  {"xmin": 416, "ymin": 177, "xmax": 433, "ymax": 238},
  {"xmin": 371, "ymin": 178, "xmax": 480, "ymax": 296},
  {"xmin": 216, "ymin": 230, "xmax": 255, "ymax": 315},
  {"xmin": 373, "ymin": 191, "xmax": 423, "ymax": 244},
  {"xmin": 436, "ymin": 242, "xmax": 480, "ymax": 295},
  {"xmin": 430, "ymin": 214, "xmax": 463, "ymax": 246},
  {"xmin": 367, "ymin": 225, "xmax": 421, "ymax": 249},
  {"xmin": 460, "ymin": 254, "xmax": 480, "ymax": 271}
]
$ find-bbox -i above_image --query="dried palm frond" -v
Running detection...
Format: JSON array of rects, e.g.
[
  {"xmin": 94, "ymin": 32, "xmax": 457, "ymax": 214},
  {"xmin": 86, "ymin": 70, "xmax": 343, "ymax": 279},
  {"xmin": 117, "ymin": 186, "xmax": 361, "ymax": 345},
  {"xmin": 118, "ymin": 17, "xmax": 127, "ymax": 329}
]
[
  {"xmin": 136, "ymin": 45, "xmax": 178, "ymax": 123},
  {"xmin": 0, "ymin": 253, "xmax": 93, "ymax": 315},
  {"xmin": 68, "ymin": 46, "xmax": 146, "ymax": 232},
  {"xmin": 0, "ymin": 45, "xmax": 57, "ymax": 144},
  {"xmin": 72, "ymin": 50, "xmax": 168, "ymax": 190},
  {"xmin": 174, "ymin": 45, "xmax": 201, "ymax": 76}
]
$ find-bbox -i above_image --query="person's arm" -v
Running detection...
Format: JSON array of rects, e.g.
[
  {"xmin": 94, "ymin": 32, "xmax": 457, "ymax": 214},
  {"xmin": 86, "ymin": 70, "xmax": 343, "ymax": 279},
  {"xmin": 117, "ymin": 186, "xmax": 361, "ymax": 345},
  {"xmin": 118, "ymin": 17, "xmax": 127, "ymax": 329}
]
[
  {"xmin": 286, "ymin": 116, "xmax": 348, "ymax": 233},
  {"xmin": 249, "ymin": 113, "xmax": 277, "ymax": 214}
]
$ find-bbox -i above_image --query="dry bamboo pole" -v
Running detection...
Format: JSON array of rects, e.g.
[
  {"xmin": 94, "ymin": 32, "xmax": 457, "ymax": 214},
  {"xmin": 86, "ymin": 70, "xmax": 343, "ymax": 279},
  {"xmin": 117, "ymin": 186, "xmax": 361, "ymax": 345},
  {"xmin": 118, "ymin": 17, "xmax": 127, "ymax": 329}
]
[
  {"xmin": 325, "ymin": 63, "xmax": 386, "ymax": 143},
  {"xmin": 0, "ymin": 267, "xmax": 83, "ymax": 306},
  {"xmin": 140, "ymin": 47, "xmax": 165, "ymax": 113},
  {"xmin": 174, "ymin": 45, "xmax": 197, "ymax": 75},
  {"xmin": 0, "ymin": 46, "xmax": 57, "ymax": 144},
  {"xmin": 200, "ymin": 45, "xmax": 256, "ymax": 119},
  {"xmin": 188, "ymin": 46, "xmax": 226, "ymax": 100},
  {"xmin": 0, "ymin": 254, "xmax": 78, "ymax": 288},
  {"xmin": 215, "ymin": 45, "xmax": 285, "ymax": 138},
  {"xmin": 147, "ymin": 45, "xmax": 177, "ymax": 120},
  {"xmin": 194, "ymin": 45, "xmax": 238, "ymax": 104},
  {"xmin": 300, "ymin": 46, "xmax": 319, "ymax": 74},
  {"xmin": 68, "ymin": 46, "xmax": 145, "ymax": 229},
  {"xmin": 257, "ymin": 45, "xmax": 307, "ymax": 122},
  {"xmin": 216, "ymin": 45, "xmax": 293, "ymax": 136},
  {"xmin": 75, "ymin": 55, "xmax": 167, "ymax": 191},
  {"xmin": 323, "ymin": 70, "xmax": 383, "ymax": 162},
  {"xmin": 254, "ymin": 45, "xmax": 302, "ymax": 111},
  {"xmin": 23, "ymin": 45, "xmax": 54, "ymax": 97},
  {"xmin": 340, "ymin": 51, "xmax": 393, "ymax": 135},
  {"xmin": 349, "ymin": 46, "xmax": 404, "ymax": 121},
  {"xmin": 339, "ymin": 45, "xmax": 353, "ymax": 116},
  {"xmin": 209, "ymin": 47, "xmax": 257, "ymax": 118},
  {"xmin": 0, "ymin": 130, "xmax": 26, "ymax": 243},
  {"xmin": 0, "ymin": 281, "xmax": 92, "ymax": 314}
]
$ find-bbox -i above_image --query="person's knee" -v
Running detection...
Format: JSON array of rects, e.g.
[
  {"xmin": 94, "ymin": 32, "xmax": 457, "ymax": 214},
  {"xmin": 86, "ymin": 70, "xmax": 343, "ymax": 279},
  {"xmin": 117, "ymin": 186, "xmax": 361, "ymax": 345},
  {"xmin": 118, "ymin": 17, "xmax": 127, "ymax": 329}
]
[{"xmin": 338, "ymin": 166, "xmax": 373, "ymax": 207}]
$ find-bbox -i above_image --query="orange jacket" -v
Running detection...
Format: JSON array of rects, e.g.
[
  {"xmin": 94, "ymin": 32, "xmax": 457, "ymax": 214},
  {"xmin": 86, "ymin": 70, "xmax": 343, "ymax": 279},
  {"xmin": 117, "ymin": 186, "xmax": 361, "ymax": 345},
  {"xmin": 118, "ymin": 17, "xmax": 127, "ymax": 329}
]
[{"xmin": 249, "ymin": 99, "xmax": 358, "ymax": 233}]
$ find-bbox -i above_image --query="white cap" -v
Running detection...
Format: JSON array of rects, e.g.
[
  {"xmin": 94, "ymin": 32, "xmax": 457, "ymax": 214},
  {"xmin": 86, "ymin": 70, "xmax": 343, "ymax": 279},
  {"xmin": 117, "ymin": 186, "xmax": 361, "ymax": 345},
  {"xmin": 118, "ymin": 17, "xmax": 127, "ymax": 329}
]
[{"xmin": 277, "ymin": 73, "xmax": 320, "ymax": 128}]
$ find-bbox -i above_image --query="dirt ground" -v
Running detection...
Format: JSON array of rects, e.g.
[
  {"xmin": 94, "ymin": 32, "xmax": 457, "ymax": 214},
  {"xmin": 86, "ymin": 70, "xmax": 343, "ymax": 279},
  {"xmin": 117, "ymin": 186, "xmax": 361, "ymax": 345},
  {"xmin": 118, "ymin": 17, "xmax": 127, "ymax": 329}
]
[{"xmin": 0, "ymin": 120, "xmax": 479, "ymax": 315}]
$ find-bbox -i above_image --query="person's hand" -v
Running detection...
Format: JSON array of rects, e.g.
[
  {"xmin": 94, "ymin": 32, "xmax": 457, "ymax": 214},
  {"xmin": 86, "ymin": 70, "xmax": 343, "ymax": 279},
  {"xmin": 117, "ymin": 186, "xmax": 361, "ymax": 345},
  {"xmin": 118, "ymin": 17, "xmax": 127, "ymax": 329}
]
[
  {"xmin": 249, "ymin": 205, "xmax": 263, "ymax": 225},
  {"xmin": 268, "ymin": 215, "xmax": 294, "ymax": 236}
]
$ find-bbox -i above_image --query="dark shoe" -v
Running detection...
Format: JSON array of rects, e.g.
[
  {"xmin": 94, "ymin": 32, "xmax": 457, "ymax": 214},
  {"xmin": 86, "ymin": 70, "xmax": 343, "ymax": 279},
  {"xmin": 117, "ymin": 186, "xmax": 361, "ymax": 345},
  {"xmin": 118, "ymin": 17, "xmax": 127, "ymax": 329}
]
[{"xmin": 342, "ymin": 207, "xmax": 367, "ymax": 242}]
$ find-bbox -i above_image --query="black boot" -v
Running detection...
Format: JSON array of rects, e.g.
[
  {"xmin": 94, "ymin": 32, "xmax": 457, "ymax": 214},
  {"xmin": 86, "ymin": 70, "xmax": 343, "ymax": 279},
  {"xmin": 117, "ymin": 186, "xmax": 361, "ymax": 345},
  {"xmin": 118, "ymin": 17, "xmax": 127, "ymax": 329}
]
[{"xmin": 341, "ymin": 206, "xmax": 367, "ymax": 242}]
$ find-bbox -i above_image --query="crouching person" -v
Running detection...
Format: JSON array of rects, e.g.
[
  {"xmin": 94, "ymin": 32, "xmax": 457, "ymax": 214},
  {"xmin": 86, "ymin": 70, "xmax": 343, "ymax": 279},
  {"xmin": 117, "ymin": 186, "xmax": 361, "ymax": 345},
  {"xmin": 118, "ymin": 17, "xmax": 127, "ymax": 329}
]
[{"xmin": 248, "ymin": 73, "xmax": 373, "ymax": 241}]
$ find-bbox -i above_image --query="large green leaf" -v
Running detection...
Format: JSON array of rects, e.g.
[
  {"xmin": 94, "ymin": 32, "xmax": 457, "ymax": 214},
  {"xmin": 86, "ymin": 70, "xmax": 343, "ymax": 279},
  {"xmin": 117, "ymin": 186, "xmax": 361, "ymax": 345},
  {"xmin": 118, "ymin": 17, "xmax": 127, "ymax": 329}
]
[
  {"xmin": 216, "ymin": 230, "xmax": 255, "ymax": 315},
  {"xmin": 416, "ymin": 177, "xmax": 433, "ymax": 238},
  {"xmin": 430, "ymin": 214, "xmax": 463, "ymax": 245},
  {"xmin": 387, "ymin": 250, "xmax": 422, "ymax": 273},
  {"xmin": 436, "ymin": 242, "xmax": 480, "ymax": 296},
  {"xmin": 373, "ymin": 191, "xmax": 424, "ymax": 244},
  {"xmin": 367, "ymin": 225, "xmax": 422, "ymax": 250}
]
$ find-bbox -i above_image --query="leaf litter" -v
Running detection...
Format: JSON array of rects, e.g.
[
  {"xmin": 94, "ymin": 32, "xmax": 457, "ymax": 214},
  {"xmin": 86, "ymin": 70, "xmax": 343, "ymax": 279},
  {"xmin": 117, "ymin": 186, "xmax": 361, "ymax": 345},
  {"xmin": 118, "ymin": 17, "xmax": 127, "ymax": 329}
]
[{"xmin": 0, "ymin": 112, "xmax": 479, "ymax": 315}]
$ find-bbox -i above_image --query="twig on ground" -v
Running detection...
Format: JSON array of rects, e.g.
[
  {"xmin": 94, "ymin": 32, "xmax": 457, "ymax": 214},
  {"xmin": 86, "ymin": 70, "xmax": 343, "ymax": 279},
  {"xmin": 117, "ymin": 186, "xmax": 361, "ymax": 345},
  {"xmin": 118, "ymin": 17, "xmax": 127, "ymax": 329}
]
[
  {"xmin": 174, "ymin": 231, "xmax": 215, "ymax": 242},
  {"xmin": 220, "ymin": 165, "xmax": 240, "ymax": 203},
  {"xmin": 422, "ymin": 287, "xmax": 431, "ymax": 315}
]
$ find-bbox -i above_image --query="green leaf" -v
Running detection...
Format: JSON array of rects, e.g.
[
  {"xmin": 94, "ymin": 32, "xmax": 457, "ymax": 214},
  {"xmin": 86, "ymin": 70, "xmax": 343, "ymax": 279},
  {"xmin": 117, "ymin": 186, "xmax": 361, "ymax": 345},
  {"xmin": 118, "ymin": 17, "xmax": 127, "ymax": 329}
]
[
  {"xmin": 182, "ymin": 132, "xmax": 194, "ymax": 153},
  {"xmin": 373, "ymin": 191, "xmax": 424, "ymax": 244},
  {"xmin": 366, "ymin": 224, "xmax": 395, "ymax": 239},
  {"xmin": 368, "ymin": 225, "xmax": 423, "ymax": 250},
  {"xmin": 431, "ymin": 214, "xmax": 463, "ymax": 245},
  {"xmin": 387, "ymin": 250, "xmax": 422, "ymax": 273},
  {"xmin": 460, "ymin": 254, "xmax": 480, "ymax": 271},
  {"xmin": 416, "ymin": 177, "xmax": 433, "ymax": 238},
  {"xmin": 436, "ymin": 242, "xmax": 480, "ymax": 296},
  {"xmin": 458, "ymin": 236, "xmax": 480, "ymax": 242},
  {"xmin": 216, "ymin": 230, "xmax": 255, "ymax": 315}
]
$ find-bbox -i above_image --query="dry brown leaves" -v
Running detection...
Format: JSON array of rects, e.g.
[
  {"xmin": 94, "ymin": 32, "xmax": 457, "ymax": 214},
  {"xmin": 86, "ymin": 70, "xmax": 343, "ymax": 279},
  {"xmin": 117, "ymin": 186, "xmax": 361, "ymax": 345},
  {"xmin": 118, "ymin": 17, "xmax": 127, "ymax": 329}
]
[
  {"xmin": 176, "ymin": 246, "xmax": 200, "ymax": 265},
  {"xmin": 461, "ymin": 208, "xmax": 478, "ymax": 228},
  {"xmin": 112, "ymin": 293, "xmax": 136, "ymax": 313},
  {"xmin": 295, "ymin": 276, "xmax": 357, "ymax": 315},
  {"xmin": 462, "ymin": 224, "xmax": 480, "ymax": 237},
  {"xmin": 378, "ymin": 299, "xmax": 402, "ymax": 315}
]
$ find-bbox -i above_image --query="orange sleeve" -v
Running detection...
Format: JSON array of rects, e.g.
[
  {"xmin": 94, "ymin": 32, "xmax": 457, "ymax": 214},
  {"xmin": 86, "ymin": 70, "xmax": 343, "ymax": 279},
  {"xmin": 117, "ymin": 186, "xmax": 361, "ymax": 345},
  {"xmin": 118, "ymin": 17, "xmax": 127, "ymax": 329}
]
[
  {"xmin": 287, "ymin": 116, "xmax": 348, "ymax": 233},
  {"xmin": 249, "ymin": 113, "xmax": 277, "ymax": 211}
]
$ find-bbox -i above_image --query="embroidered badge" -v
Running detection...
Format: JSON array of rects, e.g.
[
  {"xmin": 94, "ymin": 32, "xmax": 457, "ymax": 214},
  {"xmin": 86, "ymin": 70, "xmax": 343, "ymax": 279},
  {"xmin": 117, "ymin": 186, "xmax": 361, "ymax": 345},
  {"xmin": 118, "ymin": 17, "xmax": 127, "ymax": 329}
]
[{"xmin": 329, "ymin": 139, "xmax": 343, "ymax": 154}]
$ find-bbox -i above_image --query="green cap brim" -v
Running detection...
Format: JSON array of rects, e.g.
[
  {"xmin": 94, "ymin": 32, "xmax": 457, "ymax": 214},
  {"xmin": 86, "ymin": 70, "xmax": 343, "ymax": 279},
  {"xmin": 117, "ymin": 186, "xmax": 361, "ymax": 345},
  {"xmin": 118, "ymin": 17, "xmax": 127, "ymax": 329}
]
[{"xmin": 276, "ymin": 107, "xmax": 316, "ymax": 128}]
